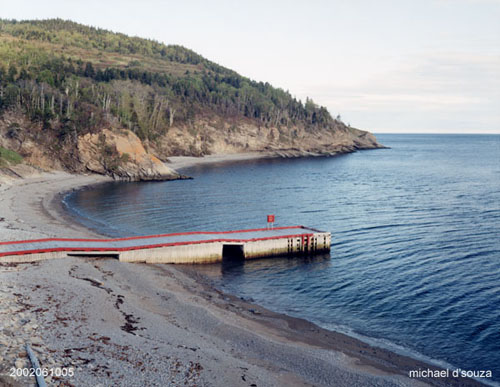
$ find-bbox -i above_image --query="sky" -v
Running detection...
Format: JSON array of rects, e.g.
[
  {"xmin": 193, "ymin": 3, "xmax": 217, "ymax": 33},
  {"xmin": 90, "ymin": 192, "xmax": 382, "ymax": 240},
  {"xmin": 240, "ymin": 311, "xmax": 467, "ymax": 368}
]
[{"xmin": 2, "ymin": 0, "xmax": 499, "ymax": 133}]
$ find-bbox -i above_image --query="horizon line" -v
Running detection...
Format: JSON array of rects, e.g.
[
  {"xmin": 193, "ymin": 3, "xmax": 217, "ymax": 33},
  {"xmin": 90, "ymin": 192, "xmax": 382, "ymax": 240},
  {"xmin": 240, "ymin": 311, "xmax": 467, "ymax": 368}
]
[{"xmin": 372, "ymin": 131, "xmax": 500, "ymax": 135}]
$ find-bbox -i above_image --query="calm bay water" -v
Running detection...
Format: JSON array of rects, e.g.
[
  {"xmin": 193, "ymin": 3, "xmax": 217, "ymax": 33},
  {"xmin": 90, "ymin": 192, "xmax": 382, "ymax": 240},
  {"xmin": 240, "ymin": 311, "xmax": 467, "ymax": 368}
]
[{"xmin": 64, "ymin": 134, "xmax": 500, "ymax": 381}]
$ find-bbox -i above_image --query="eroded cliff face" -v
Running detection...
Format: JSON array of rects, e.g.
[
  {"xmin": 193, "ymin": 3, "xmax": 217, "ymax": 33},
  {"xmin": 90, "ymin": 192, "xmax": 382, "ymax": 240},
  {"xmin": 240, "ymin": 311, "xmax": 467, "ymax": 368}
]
[
  {"xmin": 77, "ymin": 129, "xmax": 180, "ymax": 181},
  {"xmin": 75, "ymin": 122, "xmax": 383, "ymax": 180},
  {"xmin": 152, "ymin": 118, "xmax": 383, "ymax": 159},
  {"xmin": 0, "ymin": 110, "xmax": 384, "ymax": 182}
]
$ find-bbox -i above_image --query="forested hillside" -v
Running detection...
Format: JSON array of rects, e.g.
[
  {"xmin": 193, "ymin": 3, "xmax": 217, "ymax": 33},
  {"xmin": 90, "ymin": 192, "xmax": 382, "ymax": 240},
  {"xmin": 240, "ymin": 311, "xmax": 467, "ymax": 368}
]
[{"xmin": 0, "ymin": 19, "xmax": 382, "ymax": 180}]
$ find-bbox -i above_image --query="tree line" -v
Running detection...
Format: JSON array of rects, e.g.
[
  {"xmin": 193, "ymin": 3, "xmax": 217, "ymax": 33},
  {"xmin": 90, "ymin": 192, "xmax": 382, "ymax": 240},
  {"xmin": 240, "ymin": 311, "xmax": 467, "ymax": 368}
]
[{"xmin": 0, "ymin": 18, "xmax": 338, "ymax": 144}]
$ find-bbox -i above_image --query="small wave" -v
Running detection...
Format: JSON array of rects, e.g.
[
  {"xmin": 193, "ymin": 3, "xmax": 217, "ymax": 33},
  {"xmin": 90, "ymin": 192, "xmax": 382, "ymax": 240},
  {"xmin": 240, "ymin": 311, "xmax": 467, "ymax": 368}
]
[{"xmin": 66, "ymin": 134, "xmax": 500, "ymax": 383}]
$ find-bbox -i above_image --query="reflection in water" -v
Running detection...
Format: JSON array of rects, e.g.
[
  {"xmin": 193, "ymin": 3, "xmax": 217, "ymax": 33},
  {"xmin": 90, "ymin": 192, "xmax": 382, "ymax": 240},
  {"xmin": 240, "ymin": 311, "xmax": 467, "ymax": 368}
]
[
  {"xmin": 215, "ymin": 253, "xmax": 332, "ymax": 278},
  {"xmin": 191, "ymin": 253, "xmax": 332, "ymax": 279}
]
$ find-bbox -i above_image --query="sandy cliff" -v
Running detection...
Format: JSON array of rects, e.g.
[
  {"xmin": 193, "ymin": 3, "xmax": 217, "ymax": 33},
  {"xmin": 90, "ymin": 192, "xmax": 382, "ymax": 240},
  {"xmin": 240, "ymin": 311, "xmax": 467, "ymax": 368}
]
[
  {"xmin": 0, "ymin": 110, "xmax": 384, "ymax": 182},
  {"xmin": 77, "ymin": 129, "xmax": 181, "ymax": 181},
  {"xmin": 154, "ymin": 118, "xmax": 383, "ymax": 158}
]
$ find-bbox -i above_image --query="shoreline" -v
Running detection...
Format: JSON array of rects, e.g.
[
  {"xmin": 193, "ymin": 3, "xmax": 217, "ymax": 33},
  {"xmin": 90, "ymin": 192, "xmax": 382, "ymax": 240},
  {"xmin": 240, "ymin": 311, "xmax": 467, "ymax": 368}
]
[
  {"xmin": 166, "ymin": 152, "xmax": 277, "ymax": 171},
  {"xmin": 0, "ymin": 170, "xmax": 487, "ymax": 386},
  {"xmin": 165, "ymin": 148, "xmax": 387, "ymax": 173}
]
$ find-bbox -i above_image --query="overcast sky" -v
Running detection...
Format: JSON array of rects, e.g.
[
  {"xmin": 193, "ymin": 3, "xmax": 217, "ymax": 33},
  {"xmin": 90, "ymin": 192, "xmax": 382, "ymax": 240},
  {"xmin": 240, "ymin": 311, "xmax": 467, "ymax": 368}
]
[{"xmin": 2, "ymin": 0, "xmax": 499, "ymax": 133}]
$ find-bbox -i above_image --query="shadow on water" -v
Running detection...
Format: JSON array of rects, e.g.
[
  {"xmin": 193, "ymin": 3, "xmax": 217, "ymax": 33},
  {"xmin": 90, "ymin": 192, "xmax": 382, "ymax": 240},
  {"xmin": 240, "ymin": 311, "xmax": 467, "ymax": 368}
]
[{"xmin": 215, "ymin": 252, "xmax": 332, "ymax": 277}]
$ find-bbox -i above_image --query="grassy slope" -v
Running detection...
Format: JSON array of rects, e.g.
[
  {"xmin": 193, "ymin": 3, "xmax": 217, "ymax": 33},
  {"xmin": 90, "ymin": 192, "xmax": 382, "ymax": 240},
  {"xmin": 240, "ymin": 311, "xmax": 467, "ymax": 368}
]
[
  {"xmin": 0, "ymin": 33, "xmax": 203, "ymax": 77},
  {"xmin": 0, "ymin": 19, "xmax": 237, "ymax": 78},
  {"xmin": 0, "ymin": 146, "xmax": 22, "ymax": 167}
]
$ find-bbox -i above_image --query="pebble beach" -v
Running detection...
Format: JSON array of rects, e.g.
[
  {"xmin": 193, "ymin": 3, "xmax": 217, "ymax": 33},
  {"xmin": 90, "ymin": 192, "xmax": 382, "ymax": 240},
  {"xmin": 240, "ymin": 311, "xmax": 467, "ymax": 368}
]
[{"xmin": 0, "ymin": 169, "xmax": 485, "ymax": 386}]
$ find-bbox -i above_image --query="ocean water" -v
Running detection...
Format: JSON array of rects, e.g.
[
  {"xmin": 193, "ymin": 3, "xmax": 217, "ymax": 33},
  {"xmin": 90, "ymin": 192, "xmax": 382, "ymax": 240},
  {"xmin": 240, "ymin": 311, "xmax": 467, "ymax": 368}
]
[{"xmin": 64, "ymin": 134, "xmax": 500, "ymax": 381}]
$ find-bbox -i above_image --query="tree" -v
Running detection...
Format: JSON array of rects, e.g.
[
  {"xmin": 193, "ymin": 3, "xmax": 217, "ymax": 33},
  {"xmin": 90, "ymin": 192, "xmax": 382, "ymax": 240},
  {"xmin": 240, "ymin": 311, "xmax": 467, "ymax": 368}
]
[
  {"xmin": 19, "ymin": 68, "xmax": 31, "ymax": 80},
  {"xmin": 36, "ymin": 69, "xmax": 55, "ymax": 86},
  {"xmin": 0, "ymin": 65, "xmax": 6, "ymax": 83},
  {"xmin": 4, "ymin": 84, "xmax": 19, "ymax": 107},
  {"xmin": 7, "ymin": 64, "xmax": 18, "ymax": 82},
  {"xmin": 84, "ymin": 62, "xmax": 95, "ymax": 78}
]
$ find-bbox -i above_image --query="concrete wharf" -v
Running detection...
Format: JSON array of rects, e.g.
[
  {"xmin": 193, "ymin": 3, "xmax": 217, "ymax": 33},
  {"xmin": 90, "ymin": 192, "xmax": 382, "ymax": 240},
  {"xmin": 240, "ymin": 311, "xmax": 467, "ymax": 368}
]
[{"xmin": 0, "ymin": 226, "xmax": 331, "ymax": 264}]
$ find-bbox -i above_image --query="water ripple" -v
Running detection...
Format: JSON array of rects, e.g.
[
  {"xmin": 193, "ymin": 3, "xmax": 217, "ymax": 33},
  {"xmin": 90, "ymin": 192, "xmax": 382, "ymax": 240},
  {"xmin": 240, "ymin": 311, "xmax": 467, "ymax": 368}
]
[{"xmin": 65, "ymin": 134, "xmax": 500, "ymax": 381}]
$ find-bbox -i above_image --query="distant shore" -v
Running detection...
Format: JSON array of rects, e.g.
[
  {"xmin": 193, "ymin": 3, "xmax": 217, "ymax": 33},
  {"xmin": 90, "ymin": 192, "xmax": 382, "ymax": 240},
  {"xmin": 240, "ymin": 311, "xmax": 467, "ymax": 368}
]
[
  {"xmin": 0, "ymin": 170, "xmax": 485, "ymax": 386},
  {"xmin": 165, "ymin": 148, "xmax": 380, "ymax": 172},
  {"xmin": 167, "ymin": 152, "xmax": 276, "ymax": 171}
]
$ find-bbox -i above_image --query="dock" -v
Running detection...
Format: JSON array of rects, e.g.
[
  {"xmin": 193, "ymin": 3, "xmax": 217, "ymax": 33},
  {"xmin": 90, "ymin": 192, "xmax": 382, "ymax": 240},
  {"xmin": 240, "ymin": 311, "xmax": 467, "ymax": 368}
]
[{"xmin": 0, "ymin": 226, "xmax": 331, "ymax": 264}]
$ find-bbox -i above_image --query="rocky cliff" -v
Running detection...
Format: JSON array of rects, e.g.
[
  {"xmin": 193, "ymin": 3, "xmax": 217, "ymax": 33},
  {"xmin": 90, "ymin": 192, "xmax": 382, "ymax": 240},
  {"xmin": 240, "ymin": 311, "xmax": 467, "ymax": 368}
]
[
  {"xmin": 154, "ymin": 118, "xmax": 381, "ymax": 158},
  {"xmin": 77, "ymin": 129, "xmax": 181, "ymax": 181},
  {"xmin": 0, "ymin": 110, "xmax": 383, "ymax": 181}
]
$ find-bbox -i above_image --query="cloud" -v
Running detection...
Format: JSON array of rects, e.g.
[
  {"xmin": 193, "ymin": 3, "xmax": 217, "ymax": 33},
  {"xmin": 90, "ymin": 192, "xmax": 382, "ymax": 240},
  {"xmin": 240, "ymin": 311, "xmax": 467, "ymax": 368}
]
[{"xmin": 295, "ymin": 52, "xmax": 500, "ymax": 132}]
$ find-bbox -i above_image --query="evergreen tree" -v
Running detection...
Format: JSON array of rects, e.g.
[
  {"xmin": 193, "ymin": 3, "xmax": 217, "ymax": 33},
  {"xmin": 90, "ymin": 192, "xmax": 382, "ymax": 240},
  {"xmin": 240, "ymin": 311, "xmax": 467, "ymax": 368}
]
[
  {"xmin": 7, "ymin": 64, "xmax": 17, "ymax": 82},
  {"xmin": 84, "ymin": 62, "xmax": 95, "ymax": 78}
]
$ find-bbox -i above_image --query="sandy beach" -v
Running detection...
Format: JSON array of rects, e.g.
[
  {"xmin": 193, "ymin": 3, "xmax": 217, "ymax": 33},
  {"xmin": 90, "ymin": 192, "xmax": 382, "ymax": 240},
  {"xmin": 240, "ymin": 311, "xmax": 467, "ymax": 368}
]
[
  {"xmin": 166, "ymin": 152, "xmax": 277, "ymax": 171},
  {"xmin": 0, "ymin": 168, "xmax": 485, "ymax": 386},
  {"xmin": 166, "ymin": 150, "xmax": 355, "ymax": 172}
]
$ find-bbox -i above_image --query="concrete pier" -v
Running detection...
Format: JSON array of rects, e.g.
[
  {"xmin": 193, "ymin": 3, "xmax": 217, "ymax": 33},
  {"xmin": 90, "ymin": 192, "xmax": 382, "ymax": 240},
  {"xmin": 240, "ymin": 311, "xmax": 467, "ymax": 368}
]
[{"xmin": 0, "ymin": 226, "xmax": 331, "ymax": 264}]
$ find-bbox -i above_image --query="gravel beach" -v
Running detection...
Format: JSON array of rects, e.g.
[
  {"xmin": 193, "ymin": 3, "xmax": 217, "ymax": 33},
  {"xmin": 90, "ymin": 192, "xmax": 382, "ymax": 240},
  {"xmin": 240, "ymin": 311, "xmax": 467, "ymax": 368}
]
[{"xmin": 0, "ymin": 169, "xmax": 485, "ymax": 386}]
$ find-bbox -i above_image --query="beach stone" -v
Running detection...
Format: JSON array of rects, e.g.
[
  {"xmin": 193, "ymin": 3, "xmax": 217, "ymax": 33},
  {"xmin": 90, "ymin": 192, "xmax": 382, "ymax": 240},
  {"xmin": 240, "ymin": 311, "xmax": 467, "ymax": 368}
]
[
  {"xmin": 17, "ymin": 350, "xmax": 27, "ymax": 358},
  {"xmin": 30, "ymin": 337, "xmax": 43, "ymax": 345},
  {"xmin": 2, "ymin": 329, "xmax": 14, "ymax": 337},
  {"xmin": 14, "ymin": 359, "xmax": 24, "ymax": 368}
]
